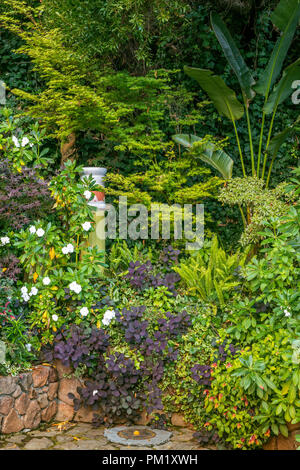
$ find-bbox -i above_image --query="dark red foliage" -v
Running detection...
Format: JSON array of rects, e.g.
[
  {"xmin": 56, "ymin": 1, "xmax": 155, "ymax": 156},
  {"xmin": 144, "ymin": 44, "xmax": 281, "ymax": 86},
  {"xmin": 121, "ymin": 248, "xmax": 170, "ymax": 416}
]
[{"xmin": 0, "ymin": 159, "xmax": 53, "ymax": 231}]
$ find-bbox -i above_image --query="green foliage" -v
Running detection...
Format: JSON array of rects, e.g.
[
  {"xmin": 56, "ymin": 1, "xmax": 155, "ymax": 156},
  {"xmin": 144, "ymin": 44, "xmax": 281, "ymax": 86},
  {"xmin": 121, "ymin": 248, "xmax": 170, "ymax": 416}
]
[
  {"xmin": 105, "ymin": 146, "xmax": 222, "ymax": 206},
  {"xmin": 173, "ymin": 235, "xmax": 248, "ymax": 305},
  {"xmin": 0, "ymin": 278, "xmax": 37, "ymax": 375},
  {"xmin": 162, "ymin": 304, "xmax": 218, "ymax": 420},
  {"xmin": 218, "ymin": 176, "xmax": 295, "ymax": 245},
  {"xmin": 41, "ymin": 0, "xmax": 191, "ymax": 70},
  {"xmin": 172, "ymin": 134, "xmax": 233, "ymax": 180},
  {"xmin": 0, "ymin": 107, "xmax": 55, "ymax": 171},
  {"xmin": 202, "ymin": 329, "xmax": 300, "ymax": 449},
  {"xmin": 245, "ymin": 206, "xmax": 300, "ymax": 315},
  {"xmin": 173, "ymin": 2, "xmax": 299, "ymax": 185}
]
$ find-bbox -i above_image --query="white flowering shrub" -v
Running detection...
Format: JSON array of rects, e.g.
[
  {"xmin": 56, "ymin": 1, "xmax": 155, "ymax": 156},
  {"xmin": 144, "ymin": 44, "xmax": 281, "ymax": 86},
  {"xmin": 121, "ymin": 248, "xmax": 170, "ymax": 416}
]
[
  {"xmin": 0, "ymin": 107, "xmax": 54, "ymax": 171},
  {"xmin": 13, "ymin": 160, "xmax": 105, "ymax": 344}
]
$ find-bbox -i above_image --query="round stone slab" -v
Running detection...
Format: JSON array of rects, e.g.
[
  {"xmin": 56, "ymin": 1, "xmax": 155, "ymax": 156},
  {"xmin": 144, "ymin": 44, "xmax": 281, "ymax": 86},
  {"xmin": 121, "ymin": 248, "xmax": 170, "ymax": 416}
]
[{"xmin": 104, "ymin": 426, "xmax": 172, "ymax": 447}]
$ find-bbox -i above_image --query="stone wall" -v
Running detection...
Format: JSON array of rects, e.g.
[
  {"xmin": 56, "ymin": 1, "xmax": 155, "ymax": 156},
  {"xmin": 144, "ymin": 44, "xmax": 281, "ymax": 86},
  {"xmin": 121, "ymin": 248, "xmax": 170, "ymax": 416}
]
[
  {"xmin": 263, "ymin": 422, "xmax": 300, "ymax": 451},
  {"xmin": 0, "ymin": 365, "xmax": 58, "ymax": 434},
  {"xmin": 1, "ymin": 362, "xmax": 299, "ymax": 451}
]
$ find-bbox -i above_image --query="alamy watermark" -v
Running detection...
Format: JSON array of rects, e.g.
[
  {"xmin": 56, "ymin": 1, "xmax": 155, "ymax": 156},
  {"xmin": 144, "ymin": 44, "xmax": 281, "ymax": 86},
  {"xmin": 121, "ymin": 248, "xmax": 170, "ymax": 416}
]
[
  {"xmin": 95, "ymin": 197, "xmax": 204, "ymax": 251},
  {"xmin": 0, "ymin": 340, "xmax": 6, "ymax": 364},
  {"xmin": 291, "ymin": 80, "xmax": 300, "ymax": 105},
  {"xmin": 0, "ymin": 81, "xmax": 6, "ymax": 105}
]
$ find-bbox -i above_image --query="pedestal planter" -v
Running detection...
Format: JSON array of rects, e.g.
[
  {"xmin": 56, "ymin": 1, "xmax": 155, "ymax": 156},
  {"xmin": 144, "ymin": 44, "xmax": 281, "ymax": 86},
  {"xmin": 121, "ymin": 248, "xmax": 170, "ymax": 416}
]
[
  {"xmin": 81, "ymin": 167, "xmax": 107, "ymax": 259},
  {"xmin": 81, "ymin": 167, "xmax": 107, "ymax": 209}
]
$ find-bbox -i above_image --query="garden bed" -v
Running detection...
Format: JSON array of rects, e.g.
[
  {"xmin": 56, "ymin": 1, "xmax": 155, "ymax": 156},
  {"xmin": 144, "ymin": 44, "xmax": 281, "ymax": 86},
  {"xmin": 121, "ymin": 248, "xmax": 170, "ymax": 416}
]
[{"xmin": 1, "ymin": 361, "xmax": 299, "ymax": 450}]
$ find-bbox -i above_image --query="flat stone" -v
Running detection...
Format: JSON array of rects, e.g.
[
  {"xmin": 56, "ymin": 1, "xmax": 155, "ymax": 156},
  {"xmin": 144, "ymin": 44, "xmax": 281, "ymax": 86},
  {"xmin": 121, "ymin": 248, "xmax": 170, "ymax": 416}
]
[
  {"xmin": 277, "ymin": 433, "xmax": 297, "ymax": 451},
  {"xmin": 135, "ymin": 410, "xmax": 150, "ymax": 426},
  {"xmin": 19, "ymin": 373, "xmax": 33, "ymax": 392},
  {"xmin": 58, "ymin": 377, "xmax": 82, "ymax": 405},
  {"xmin": 171, "ymin": 430, "xmax": 196, "ymax": 442},
  {"xmin": 263, "ymin": 436, "xmax": 277, "ymax": 450},
  {"xmin": 0, "ymin": 396, "xmax": 14, "ymax": 416},
  {"xmin": 153, "ymin": 442, "xmax": 173, "ymax": 450},
  {"xmin": 0, "ymin": 376, "xmax": 17, "ymax": 395},
  {"xmin": 27, "ymin": 427, "xmax": 60, "ymax": 437},
  {"xmin": 6, "ymin": 434, "xmax": 27, "ymax": 444},
  {"xmin": 23, "ymin": 400, "xmax": 41, "ymax": 429},
  {"xmin": 47, "ymin": 382, "xmax": 58, "ymax": 401},
  {"xmin": 56, "ymin": 401, "xmax": 74, "ymax": 422},
  {"xmin": 41, "ymin": 401, "xmax": 57, "ymax": 422},
  {"xmin": 2, "ymin": 409, "xmax": 24, "ymax": 434},
  {"xmin": 12, "ymin": 385, "xmax": 22, "ymax": 398},
  {"xmin": 48, "ymin": 367, "xmax": 58, "ymax": 383},
  {"xmin": 55, "ymin": 435, "xmax": 77, "ymax": 443},
  {"xmin": 32, "ymin": 366, "xmax": 49, "ymax": 388},
  {"xmin": 54, "ymin": 360, "xmax": 73, "ymax": 379},
  {"xmin": 171, "ymin": 413, "xmax": 187, "ymax": 427},
  {"xmin": 158, "ymin": 442, "xmax": 200, "ymax": 450},
  {"xmin": 37, "ymin": 393, "xmax": 49, "ymax": 409},
  {"xmin": 24, "ymin": 437, "xmax": 53, "ymax": 450},
  {"xmin": 28, "ymin": 388, "xmax": 37, "ymax": 400},
  {"xmin": 65, "ymin": 423, "xmax": 93, "ymax": 434},
  {"xmin": 74, "ymin": 406, "xmax": 94, "ymax": 423},
  {"xmin": 118, "ymin": 445, "xmax": 152, "ymax": 450},
  {"xmin": 55, "ymin": 439, "xmax": 111, "ymax": 450},
  {"xmin": 104, "ymin": 426, "xmax": 172, "ymax": 447},
  {"xmin": 0, "ymin": 443, "xmax": 21, "ymax": 450},
  {"xmin": 78, "ymin": 427, "xmax": 106, "ymax": 439},
  {"xmin": 15, "ymin": 393, "xmax": 31, "ymax": 415}
]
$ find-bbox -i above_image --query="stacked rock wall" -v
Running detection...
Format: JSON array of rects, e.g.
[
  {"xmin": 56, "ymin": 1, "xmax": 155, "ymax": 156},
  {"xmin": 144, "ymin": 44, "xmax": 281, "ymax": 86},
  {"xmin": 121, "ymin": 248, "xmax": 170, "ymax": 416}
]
[
  {"xmin": 0, "ymin": 365, "xmax": 58, "ymax": 434},
  {"xmin": 0, "ymin": 362, "xmax": 299, "ymax": 451}
]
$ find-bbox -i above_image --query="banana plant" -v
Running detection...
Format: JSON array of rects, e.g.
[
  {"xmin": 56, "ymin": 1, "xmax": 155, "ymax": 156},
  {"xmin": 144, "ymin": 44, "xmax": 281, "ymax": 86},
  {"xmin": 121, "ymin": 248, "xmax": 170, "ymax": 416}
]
[{"xmin": 173, "ymin": 0, "xmax": 300, "ymax": 187}]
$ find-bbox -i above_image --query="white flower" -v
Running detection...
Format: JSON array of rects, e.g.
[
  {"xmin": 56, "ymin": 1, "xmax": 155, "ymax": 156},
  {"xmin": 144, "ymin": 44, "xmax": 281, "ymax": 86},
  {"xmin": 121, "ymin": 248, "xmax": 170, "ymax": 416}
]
[
  {"xmin": 92, "ymin": 390, "xmax": 98, "ymax": 397},
  {"xmin": 82, "ymin": 221, "xmax": 92, "ymax": 231},
  {"xmin": 52, "ymin": 314, "xmax": 58, "ymax": 322},
  {"xmin": 284, "ymin": 309, "xmax": 291, "ymax": 317},
  {"xmin": 21, "ymin": 286, "xmax": 28, "ymax": 294},
  {"xmin": 66, "ymin": 243, "xmax": 74, "ymax": 253},
  {"xmin": 42, "ymin": 277, "xmax": 51, "ymax": 286},
  {"xmin": 1, "ymin": 236, "xmax": 10, "ymax": 245},
  {"xmin": 30, "ymin": 287, "xmax": 38, "ymax": 296},
  {"xmin": 12, "ymin": 136, "xmax": 30, "ymax": 148},
  {"xmin": 84, "ymin": 190, "xmax": 92, "ymax": 200},
  {"xmin": 22, "ymin": 293, "xmax": 30, "ymax": 302},
  {"xmin": 29, "ymin": 226, "xmax": 36, "ymax": 234},
  {"xmin": 12, "ymin": 135, "xmax": 20, "ymax": 147},
  {"xmin": 80, "ymin": 307, "xmax": 89, "ymax": 317},
  {"xmin": 25, "ymin": 344, "xmax": 32, "ymax": 352},
  {"xmin": 69, "ymin": 281, "xmax": 82, "ymax": 294},
  {"xmin": 36, "ymin": 228, "xmax": 45, "ymax": 237},
  {"xmin": 102, "ymin": 309, "xmax": 116, "ymax": 326},
  {"xmin": 21, "ymin": 137, "xmax": 29, "ymax": 147},
  {"xmin": 62, "ymin": 243, "xmax": 74, "ymax": 255}
]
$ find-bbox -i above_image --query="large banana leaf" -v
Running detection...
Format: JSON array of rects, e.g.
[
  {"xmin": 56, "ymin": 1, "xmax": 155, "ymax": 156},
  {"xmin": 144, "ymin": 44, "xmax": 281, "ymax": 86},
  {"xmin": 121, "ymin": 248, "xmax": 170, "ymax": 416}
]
[
  {"xmin": 264, "ymin": 59, "xmax": 300, "ymax": 114},
  {"xmin": 184, "ymin": 66, "xmax": 244, "ymax": 121},
  {"xmin": 210, "ymin": 12, "xmax": 256, "ymax": 100},
  {"xmin": 271, "ymin": 0, "xmax": 300, "ymax": 31},
  {"xmin": 255, "ymin": 2, "xmax": 300, "ymax": 96},
  {"xmin": 268, "ymin": 116, "xmax": 300, "ymax": 156},
  {"xmin": 173, "ymin": 133, "xmax": 233, "ymax": 179}
]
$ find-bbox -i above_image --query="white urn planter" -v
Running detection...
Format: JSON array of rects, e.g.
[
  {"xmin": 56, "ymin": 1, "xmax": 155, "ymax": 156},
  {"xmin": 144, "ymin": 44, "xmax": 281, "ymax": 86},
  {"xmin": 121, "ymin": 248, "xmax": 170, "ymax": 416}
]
[
  {"xmin": 81, "ymin": 167, "xmax": 107, "ymax": 209},
  {"xmin": 81, "ymin": 167, "xmax": 107, "ymax": 260}
]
